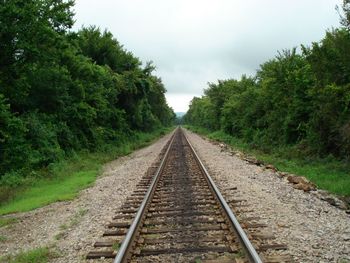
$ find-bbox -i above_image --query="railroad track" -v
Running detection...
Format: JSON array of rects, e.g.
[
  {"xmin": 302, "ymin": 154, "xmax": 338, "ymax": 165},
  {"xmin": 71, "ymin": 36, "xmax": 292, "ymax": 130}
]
[{"xmin": 87, "ymin": 128, "xmax": 292, "ymax": 262}]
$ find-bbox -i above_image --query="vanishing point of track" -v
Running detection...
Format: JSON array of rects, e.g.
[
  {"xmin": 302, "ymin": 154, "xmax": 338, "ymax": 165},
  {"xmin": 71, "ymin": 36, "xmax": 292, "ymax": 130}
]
[{"xmin": 87, "ymin": 128, "xmax": 290, "ymax": 262}]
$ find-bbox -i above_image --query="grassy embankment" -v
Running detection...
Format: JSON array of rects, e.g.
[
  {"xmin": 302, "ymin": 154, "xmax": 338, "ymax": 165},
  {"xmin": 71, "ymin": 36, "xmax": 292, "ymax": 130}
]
[
  {"xmin": 0, "ymin": 127, "xmax": 174, "ymax": 216},
  {"xmin": 185, "ymin": 126, "xmax": 350, "ymax": 197}
]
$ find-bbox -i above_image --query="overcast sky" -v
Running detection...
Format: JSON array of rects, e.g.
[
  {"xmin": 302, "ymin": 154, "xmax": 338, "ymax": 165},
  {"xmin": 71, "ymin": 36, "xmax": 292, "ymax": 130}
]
[{"xmin": 73, "ymin": 0, "xmax": 342, "ymax": 112}]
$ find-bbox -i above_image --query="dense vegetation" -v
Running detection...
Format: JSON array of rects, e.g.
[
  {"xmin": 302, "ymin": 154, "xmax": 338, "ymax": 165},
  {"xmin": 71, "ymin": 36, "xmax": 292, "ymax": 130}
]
[
  {"xmin": 184, "ymin": 3, "xmax": 350, "ymax": 168},
  {"xmin": 0, "ymin": 1, "xmax": 175, "ymax": 191}
]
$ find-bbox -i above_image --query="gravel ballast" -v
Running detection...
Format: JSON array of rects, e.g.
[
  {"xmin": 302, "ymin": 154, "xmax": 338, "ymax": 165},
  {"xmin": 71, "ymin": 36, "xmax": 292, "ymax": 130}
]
[
  {"xmin": 184, "ymin": 129, "xmax": 350, "ymax": 263},
  {"xmin": 0, "ymin": 132, "xmax": 173, "ymax": 262}
]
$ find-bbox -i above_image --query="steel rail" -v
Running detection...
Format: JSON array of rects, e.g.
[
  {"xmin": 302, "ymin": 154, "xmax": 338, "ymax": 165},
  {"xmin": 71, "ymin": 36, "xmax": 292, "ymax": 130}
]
[
  {"xmin": 183, "ymin": 128, "xmax": 263, "ymax": 263},
  {"xmin": 113, "ymin": 128, "xmax": 178, "ymax": 263}
]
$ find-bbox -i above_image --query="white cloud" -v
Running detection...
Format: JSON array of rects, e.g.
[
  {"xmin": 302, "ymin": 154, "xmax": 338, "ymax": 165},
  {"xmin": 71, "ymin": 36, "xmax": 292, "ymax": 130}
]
[
  {"xmin": 73, "ymin": 0, "xmax": 342, "ymax": 112},
  {"xmin": 165, "ymin": 93, "xmax": 198, "ymax": 112}
]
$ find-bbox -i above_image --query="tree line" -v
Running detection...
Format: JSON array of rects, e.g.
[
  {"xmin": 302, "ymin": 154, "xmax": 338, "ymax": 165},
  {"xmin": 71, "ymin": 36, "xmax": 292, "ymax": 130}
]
[
  {"xmin": 0, "ymin": 0, "xmax": 175, "ymax": 184},
  {"xmin": 184, "ymin": 1, "xmax": 350, "ymax": 160}
]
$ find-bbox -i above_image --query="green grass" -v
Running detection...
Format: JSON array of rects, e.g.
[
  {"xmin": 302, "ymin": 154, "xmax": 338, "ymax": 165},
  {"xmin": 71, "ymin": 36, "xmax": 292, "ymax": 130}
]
[
  {"xmin": 185, "ymin": 126, "xmax": 350, "ymax": 197},
  {"xmin": 0, "ymin": 127, "xmax": 174, "ymax": 215},
  {"xmin": 0, "ymin": 217, "xmax": 18, "ymax": 227},
  {"xmin": 0, "ymin": 171, "xmax": 97, "ymax": 215},
  {"xmin": 0, "ymin": 247, "xmax": 53, "ymax": 263}
]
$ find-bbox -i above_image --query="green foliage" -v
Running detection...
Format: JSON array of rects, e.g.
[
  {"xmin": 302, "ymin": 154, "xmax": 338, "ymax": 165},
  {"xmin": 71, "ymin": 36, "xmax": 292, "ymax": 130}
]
[
  {"xmin": 186, "ymin": 126, "xmax": 350, "ymax": 196},
  {"xmin": 76, "ymin": 26, "xmax": 140, "ymax": 73},
  {"xmin": 0, "ymin": 0, "xmax": 175, "ymax": 195},
  {"xmin": 0, "ymin": 127, "xmax": 173, "ymax": 214},
  {"xmin": 303, "ymin": 29, "xmax": 350, "ymax": 156},
  {"xmin": 184, "ymin": 29, "xmax": 350, "ymax": 160}
]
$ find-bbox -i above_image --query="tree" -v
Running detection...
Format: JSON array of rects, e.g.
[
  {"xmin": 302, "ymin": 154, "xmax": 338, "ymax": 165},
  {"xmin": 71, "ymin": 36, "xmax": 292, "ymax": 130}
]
[
  {"xmin": 0, "ymin": 0, "xmax": 74, "ymax": 112},
  {"xmin": 0, "ymin": 0, "xmax": 175, "ymax": 184},
  {"xmin": 76, "ymin": 26, "xmax": 140, "ymax": 73},
  {"xmin": 338, "ymin": 0, "xmax": 350, "ymax": 29}
]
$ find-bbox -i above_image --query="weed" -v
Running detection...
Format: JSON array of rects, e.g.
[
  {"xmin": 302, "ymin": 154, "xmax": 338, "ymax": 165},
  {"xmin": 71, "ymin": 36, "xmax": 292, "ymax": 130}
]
[
  {"xmin": 56, "ymin": 207, "xmax": 89, "ymax": 240},
  {"xmin": 112, "ymin": 242, "xmax": 121, "ymax": 250},
  {"xmin": 54, "ymin": 232, "xmax": 64, "ymax": 240},
  {"xmin": 70, "ymin": 208, "xmax": 89, "ymax": 227},
  {"xmin": 59, "ymin": 224, "xmax": 68, "ymax": 231},
  {"xmin": 0, "ymin": 247, "xmax": 53, "ymax": 263},
  {"xmin": 234, "ymin": 249, "xmax": 245, "ymax": 258},
  {"xmin": 0, "ymin": 217, "xmax": 18, "ymax": 228},
  {"xmin": 77, "ymin": 208, "xmax": 88, "ymax": 217},
  {"xmin": 0, "ymin": 235, "xmax": 7, "ymax": 242}
]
